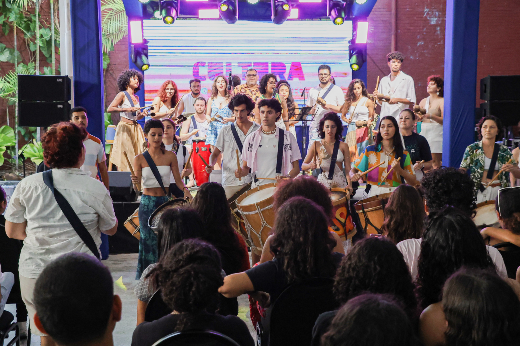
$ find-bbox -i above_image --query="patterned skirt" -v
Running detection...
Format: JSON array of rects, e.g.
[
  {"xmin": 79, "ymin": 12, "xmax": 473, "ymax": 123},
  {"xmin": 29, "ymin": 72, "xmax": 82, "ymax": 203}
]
[
  {"xmin": 110, "ymin": 121, "xmax": 145, "ymax": 171},
  {"xmin": 136, "ymin": 194, "xmax": 170, "ymax": 279}
]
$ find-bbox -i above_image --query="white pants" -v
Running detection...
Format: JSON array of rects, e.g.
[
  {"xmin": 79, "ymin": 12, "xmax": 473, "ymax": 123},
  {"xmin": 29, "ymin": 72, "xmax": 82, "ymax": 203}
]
[
  {"xmin": 0, "ymin": 272, "xmax": 14, "ymax": 317},
  {"xmin": 476, "ymin": 184, "xmax": 501, "ymax": 204}
]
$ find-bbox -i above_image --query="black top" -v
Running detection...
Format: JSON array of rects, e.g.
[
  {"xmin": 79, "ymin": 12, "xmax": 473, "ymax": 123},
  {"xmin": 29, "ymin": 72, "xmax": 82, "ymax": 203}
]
[
  {"xmin": 311, "ymin": 310, "xmax": 337, "ymax": 346},
  {"xmin": 131, "ymin": 312, "xmax": 254, "ymax": 346},
  {"xmin": 245, "ymin": 252, "xmax": 344, "ymax": 305},
  {"xmin": 402, "ymin": 132, "xmax": 433, "ymax": 164}
]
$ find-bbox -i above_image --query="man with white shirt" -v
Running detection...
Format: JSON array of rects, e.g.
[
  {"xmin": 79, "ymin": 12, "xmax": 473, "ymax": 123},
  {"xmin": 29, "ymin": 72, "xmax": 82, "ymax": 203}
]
[
  {"xmin": 177, "ymin": 79, "xmax": 202, "ymax": 116},
  {"xmin": 306, "ymin": 65, "xmax": 345, "ymax": 144},
  {"xmin": 206, "ymin": 94, "xmax": 260, "ymax": 198},
  {"xmin": 373, "ymin": 52, "xmax": 416, "ymax": 122},
  {"xmin": 70, "ymin": 107, "xmax": 109, "ymax": 189}
]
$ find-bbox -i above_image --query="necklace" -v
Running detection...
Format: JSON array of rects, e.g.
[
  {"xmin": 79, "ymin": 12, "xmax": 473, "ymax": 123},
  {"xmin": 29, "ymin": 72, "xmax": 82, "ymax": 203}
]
[
  {"xmin": 323, "ymin": 139, "xmax": 335, "ymax": 146},
  {"xmin": 261, "ymin": 128, "xmax": 277, "ymax": 135},
  {"xmin": 383, "ymin": 146, "xmax": 395, "ymax": 156}
]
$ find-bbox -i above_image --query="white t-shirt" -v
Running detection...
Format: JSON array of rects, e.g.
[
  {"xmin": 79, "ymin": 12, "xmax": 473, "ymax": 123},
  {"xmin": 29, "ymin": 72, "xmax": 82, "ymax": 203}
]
[
  {"xmin": 396, "ymin": 238, "xmax": 508, "ymax": 280},
  {"xmin": 81, "ymin": 134, "xmax": 106, "ymax": 179},
  {"xmin": 378, "ymin": 71, "xmax": 416, "ymax": 120},
  {"xmin": 255, "ymin": 133, "xmax": 278, "ymax": 186},
  {"xmin": 306, "ymin": 83, "xmax": 345, "ymax": 139},
  {"xmin": 165, "ymin": 142, "xmax": 190, "ymax": 184},
  {"xmin": 181, "ymin": 93, "xmax": 198, "ymax": 115}
]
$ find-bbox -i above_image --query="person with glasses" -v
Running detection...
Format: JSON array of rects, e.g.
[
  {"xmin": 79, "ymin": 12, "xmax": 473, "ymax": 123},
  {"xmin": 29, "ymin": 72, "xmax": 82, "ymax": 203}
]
[
  {"xmin": 254, "ymin": 73, "xmax": 289, "ymax": 130},
  {"xmin": 306, "ymin": 65, "xmax": 345, "ymax": 145},
  {"xmin": 234, "ymin": 68, "xmax": 262, "ymax": 103}
]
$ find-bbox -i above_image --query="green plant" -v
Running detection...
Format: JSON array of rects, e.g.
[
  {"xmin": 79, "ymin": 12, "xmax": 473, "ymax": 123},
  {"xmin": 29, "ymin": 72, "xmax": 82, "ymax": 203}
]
[
  {"xmin": 101, "ymin": 0, "xmax": 128, "ymax": 53},
  {"xmin": 0, "ymin": 126, "xmax": 16, "ymax": 166},
  {"xmin": 19, "ymin": 140, "xmax": 43, "ymax": 165}
]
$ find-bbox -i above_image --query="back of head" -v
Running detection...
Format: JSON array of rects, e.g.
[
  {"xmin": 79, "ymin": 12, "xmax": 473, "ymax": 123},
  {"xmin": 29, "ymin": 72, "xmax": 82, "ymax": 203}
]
[
  {"xmin": 416, "ymin": 206, "xmax": 495, "ymax": 309},
  {"xmin": 382, "ymin": 184, "xmax": 425, "ymax": 243},
  {"xmin": 496, "ymin": 187, "xmax": 520, "ymax": 234},
  {"xmin": 333, "ymin": 237, "xmax": 417, "ymax": 318},
  {"xmin": 271, "ymin": 197, "xmax": 336, "ymax": 284},
  {"xmin": 34, "ymin": 253, "xmax": 114, "ymax": 345},
  {"xmin": 420, "ymin": 167, "xmax": 475, "ymax": 215},
  {"xmin": 42, "ymin": 122, "xmax": 87, "ymax": 169},
  {"xmin": 322, "ymin": 293, "xmax": 417, "ymax": 346},
  {"xmin": 443, "ymin": 267, "xmax": 520, "ymax": 346}
]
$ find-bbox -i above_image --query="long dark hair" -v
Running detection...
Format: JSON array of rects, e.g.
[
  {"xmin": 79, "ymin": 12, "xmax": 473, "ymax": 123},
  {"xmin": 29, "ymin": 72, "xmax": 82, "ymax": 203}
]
[
  {"xmin": 319, "ymin": 112, "xmax": 343, "ymax": 141},
  {"xmin": 259, "ymin": 73, "xmax": 277, "ymax": 95},
  {"xmin": 191, "ymin": 183, "xmax": 245, "ymax": 274},
  {"xmin": 375, "ymin": 116, "xmax": 404, "ymax": 167},
  {"xmin": 476, "ymin": 115, "xmax": 503, "ymax": 140},
  {"xmin": 382, "ymin": 185, "xmax": 425, "ymax": 243},
  {"xmin": 415, "ymin": 206, "xmax": 496, "ymax": 310},
  {"xmin": 144, "ymin": 119, "xmax": 166, "ymax": 153},
  {"xmin": 270, "ymin": 197, "xmax": 336, "ymax": 284},
  {"xmin": 276, "ymin": 80, "xmax": 296, "ymax": 118},
  {"xmin": 345, "ymin": 79, "xmax": 368, "ymax": 103}
]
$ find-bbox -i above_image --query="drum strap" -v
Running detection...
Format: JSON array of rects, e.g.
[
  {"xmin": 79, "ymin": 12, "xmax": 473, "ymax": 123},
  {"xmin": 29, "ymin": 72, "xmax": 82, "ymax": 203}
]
[
  {"xmin": 192, "ymin": 118, "xmax": 197, "ymax": 130},
  {"xmin": 276, "ymin": 128, "xmax": 284, "ymax": 174},
  {"xmin": 143, "ymin": 151, "xmax": 169, "ymax": 196},
  {"xmin": 230, "ymin": 123, "xmax": 243, "ymax": 153},
  {"xmin": 42, "ymin": 170, "xmax": 101, "ymax": 260},
  {"xmin": 480, "ymin": 143, "xmax": 500, "ymax": 192},
  {"xmin": 328, "ymin": 141, "xmax": 341, "ymax": 180},
  {"xmin": 123, "ymin": 91, "xmax": 137, "ymax": 118},
  {"xmin": 320, "ymin": 84, "xmax": 334, "ymax": 100}
]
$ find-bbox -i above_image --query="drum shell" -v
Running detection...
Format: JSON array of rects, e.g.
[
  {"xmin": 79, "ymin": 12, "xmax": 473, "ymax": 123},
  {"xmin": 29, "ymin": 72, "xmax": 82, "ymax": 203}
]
[
  {"xmin": 330, "ymin": 189, "xmax": 355, "ymax": 240},
  {"xmin": 124, "ymin": 207, "xmax": 140, "ymax": 240},
  {"xmin": 227, "ymin": 183, "xmax": 252, "ymax": 247},
  {"xmin": 192, "ymin": 138, "xmax": 211, "ymax": 186},
  {"xmin": 354, "ymin": 193, "xmax": 391, "ymax": 235}
]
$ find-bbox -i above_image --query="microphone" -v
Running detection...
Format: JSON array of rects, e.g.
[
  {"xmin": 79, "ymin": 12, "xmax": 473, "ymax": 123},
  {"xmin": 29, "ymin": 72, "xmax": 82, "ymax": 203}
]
[
  {"xmin": 228, "ymin": 72, "xmax": 232, "ymax": 91},
  {"xmin": 301, "ymin": 87, "xmax": 306, "ymax": 97}
]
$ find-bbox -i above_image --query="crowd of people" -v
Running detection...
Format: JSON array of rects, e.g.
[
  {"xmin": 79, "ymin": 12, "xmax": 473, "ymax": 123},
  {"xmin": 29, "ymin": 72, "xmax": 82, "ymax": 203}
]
[{"xmin": 1, "ymin": 50, "xmax": 520, "ymax": 346}]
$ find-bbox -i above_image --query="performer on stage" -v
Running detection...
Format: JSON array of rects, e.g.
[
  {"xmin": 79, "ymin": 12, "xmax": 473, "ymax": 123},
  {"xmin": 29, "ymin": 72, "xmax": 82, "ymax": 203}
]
[
  {"xmin": 179, "ymin": 97, "xmax": 210, "ymax": 144},
  {"xmin": 236, "ymin": 99, "xmax": 301, "ymax": 186},
  {"xmin": 277, "ymin": 80, "xmax": 299, "ymax": 138},
  {"xmin": 177, "ymin": 79, "xmax": 202, "ymax": 116},
  {"xmin": 234, "ymin": 68, "xmax": 261, "ymax": 103},
  {"xmin": 302, "ymin": 112, "xmax": 352, "ymax": 191},
  {"xmin": 306, "ymin": 65, "xmax": 345, "ymax": 144},
  {"xmin": 351, "ymin": 116, "xmax": 417, "ymax": 197},
  {"xmin": 254, "ymin": 74, "xmax": 289, "ymax": 130},
  {"xmin": 373, "ymin": 52, "xmax": 416, "ymax": 122},
  {"xmin": 206, "ymin": 75, "xmax": 234, "ymax": 147},
  {"xmin": 162, "ymin": 118, "xmax": 192, "ymax": 198},
  {"xmin": 399, "ymin": 109, "xmax": 432, "ymax": 181},
  {"xmin": 150, "ymin": 80, "xmax": 179, "ymax": 120},
  {"xmin": 416, "ymin": 75, "xmax": 444, "ymax": 169},
  {"xmin": 341, "ymin": 79, "xmax": 375, "ymax": 159},
  {"xmin": 460, "ymin": 115, "xmax": 520, "ymax": 203},
  {"xmin": 69, "ymin": 106, "xmax": 109, "ymax": 189},
  {"xmin": 107, "ymin": 69, "xmax": 147, "ymax": 172},
  {"xmin": 206, "ymin": 94, "xmax": 260, "ymax": 199},
  {"xmin": 131, "ymin": 119, "xmax": 190, "ymax": 279}
]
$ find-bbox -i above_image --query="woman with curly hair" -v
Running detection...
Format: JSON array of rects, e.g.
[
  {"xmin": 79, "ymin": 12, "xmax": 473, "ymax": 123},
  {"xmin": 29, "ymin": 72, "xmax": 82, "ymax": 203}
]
[
  {"xmin": 311, "ymin": 237, "xmax": 417, "ymax": 346},
  {"xmin": 107, "ymin": 69, "xmax": 147, "ymax": 172},
  {"xmin": 277, "ymin": 80, "xmax": 299, "ymax": 137},
  {"xmin": 131, "ymin": 239, "xmax": 254, "ymax": 346},
  {"xmin": 341, "ymin": 79, "xmax": 375, "ymax": 159},
  {"xmin": 321, "ymin": 294, "xmax": 418, "ymax": 346},
  {"xmin": 150, "ymin": 80, "xmax": 179, "ymax": 120},
  {"xmin": 419, "ymin": 267, "xmax": 520, "ymax": 346},
  {"xmin": 5, "ymin": 122, "xmax": 118, "ymax": 344},
  {"xmin": 382, "ymin": 184, "xmax": 425, "ymax": 243},
  {"xmin": 205, "ymin": 75, "xmax": 234, "ymax": 148},
  {"xmin": 460, "ymin": 115, "xmax": 520, "ymax": 203},
  {"xmin": 254, "ymin": 74, "xmax": 289, "ymax": 130}
]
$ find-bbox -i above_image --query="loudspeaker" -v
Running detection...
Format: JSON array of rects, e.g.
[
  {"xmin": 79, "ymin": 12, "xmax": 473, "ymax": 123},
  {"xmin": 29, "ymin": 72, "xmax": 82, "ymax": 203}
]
[
  {"xmin": 480, "ymin": 75, "xmax": 520, "ymax": 101},
  {"xmin": 480, "ymin": 101, "xmax": 520, "ymax": 127},
  {"xmin": 18, "ymin": 75, "xmax": 71, "ymax": 102},
  {"xmin": 108, "ymin": 171, "xmax": 137, "ymax": 202},
  {"xmin": 18, "ymin": 101, "xmax": 70, "ymax": 127}
]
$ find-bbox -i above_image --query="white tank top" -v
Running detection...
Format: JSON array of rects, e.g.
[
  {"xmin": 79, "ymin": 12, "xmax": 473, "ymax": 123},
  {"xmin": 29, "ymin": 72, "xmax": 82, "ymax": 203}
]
[
  {"xmin": 120, "ymin": 95, "xmax": 137, "ymax": 120},
  {"xmin": 142, "ymin": 166, "xmax": 171, "ymax": 188},
  {"xmin": 349, "ymin": 97, "xmax": 369, "ymax": 122},
  {"xmin": 158, "ymin": 104, "xmax": 170, "ymax": 120}
]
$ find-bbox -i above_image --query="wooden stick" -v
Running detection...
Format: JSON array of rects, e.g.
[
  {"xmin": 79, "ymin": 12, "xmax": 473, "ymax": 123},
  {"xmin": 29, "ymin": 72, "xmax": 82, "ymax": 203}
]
[
  {"xmin": 183, "ymin": 147, "xmax": 193, "ymax": 170},
  {"xmin": 138, "ymin": 105, "xmax": 154, "ymax": 110},
  {"xmin": 485, "ymin": 159, "xmax": 512, "ymax": 188},
  {"xmin": 123, "ymin": 151, "xmax": 141, "ymax": 191},
  {"xmin": 168, "ymin": 96, "xmax": 184, "ymax": 120},
  {"xmin": 375, "ymin": 76, "xmax": 380, "ymax": 91},
  {"xmin": 358, "ymin": 161, "xmax": 385, "ymax": 177},
  {"xmin": 255, "ymin": 177, "xmax": 289, "ymax": 181},
  {"xmin": 236, "ymin": 149, "xmax": 241, "ymax": 181},
  {"xmin": 379, "ymin": 157, "xmax": 401, "ymax": 186},
  {"xmin": 198, "ymin": 153, "xmax": 210, "ymax": 167}
]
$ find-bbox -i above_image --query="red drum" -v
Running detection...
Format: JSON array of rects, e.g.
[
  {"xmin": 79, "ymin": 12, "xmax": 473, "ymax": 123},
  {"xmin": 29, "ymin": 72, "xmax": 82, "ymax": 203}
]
[{"xmin": 192, "ymin": 138, "xmax": 211, "ymax": 186}]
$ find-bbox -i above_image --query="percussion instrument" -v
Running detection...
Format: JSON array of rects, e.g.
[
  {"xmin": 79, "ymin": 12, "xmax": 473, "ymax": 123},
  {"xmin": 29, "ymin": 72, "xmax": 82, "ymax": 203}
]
[
  {"xmin": 124, "ymin": 207, "xmax": 140, "ymax": 240},
  {"xmin": 236, "ymin": 183, "xmax": 277, "ymax": 255},
  {"xmin": 330, "ymin": 188, "xmax": 355, "ymax": 240},
  {"xmin": 148, "ymin": 198, "xmax": 190, "ymax": 231},
  {"xmin": 227, "ymin": 183, "xmax": 253, "ymax": 246},
  {"xmin": 485, "ymin": 159, "xmax": 512, "ymax": 188},
  {"xmin": 354, "ymin": 193, "xmax": 392, "ymax": 235},
  {"xmin": 316, "ymin": 97, "xmax": 327, "ymax": 108},
  {"xmin": 192, "ymin": 138, "xmax": 211, "ymax": 186},
  {"xmin": 473, "ymin": 200, "xmax": 499, "ymax": 228}
]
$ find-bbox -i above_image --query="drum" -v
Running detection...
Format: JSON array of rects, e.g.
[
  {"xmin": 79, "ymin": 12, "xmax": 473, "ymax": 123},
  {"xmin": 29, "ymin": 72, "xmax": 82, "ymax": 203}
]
[
  {"xmin": 124, "ymin": 207, "xmax": 140, "ymax": 240},
  {"xmin": 236, "ymin": 183, "xmax": 277, "ymax": 255},
  {"xmin": 192, "ymin": 138, "xmax": 211, "ymax": 186},
  {"xmin": 473, "ymin": 200, "xmax": 499, "ymax": 228},
  {"xmin": 227, "ymin": 183, "xmax": 253, "ymax": 246},
  {"xmin": 148, "ymin": 198, "xmax": 189, "ymax": 231},
  {"xmin": 330, "ymin": 188, "xmax": 355, "ymax": 240},
  {"xmin": 354, "ymin": 193, "xmax": 391, "ymax": 235}
]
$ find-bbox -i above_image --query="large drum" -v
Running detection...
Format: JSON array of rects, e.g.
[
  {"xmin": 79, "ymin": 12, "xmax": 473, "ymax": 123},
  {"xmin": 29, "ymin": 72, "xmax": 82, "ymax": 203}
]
[
  {"xmin": 330, "ymin": 188, "xmax": 356, "ymax": 240},
  {"xmin": 354, "ymin": 193, "xmax": 391, "ymax": 235},
  {"xmin": 148, "ymin": 198, "xmax": 190, "ymax": 231},
  {"xmin": 473, "ymin": 200, "xmax": 499, "ymax": 228},
  {"xmin": 236, "ymin": 183, "xmax": 277, "ymax": 255},
  {"xmin": 192, "ymin": 138, "xmax": 211, "ymax": 186},
  {"xmin": 227, "ymin": 183, "xmax": 252, "ymax": 246},
  {"xmin": 124, "ymin": 207, "xmax": 140, "ymax": 240}
]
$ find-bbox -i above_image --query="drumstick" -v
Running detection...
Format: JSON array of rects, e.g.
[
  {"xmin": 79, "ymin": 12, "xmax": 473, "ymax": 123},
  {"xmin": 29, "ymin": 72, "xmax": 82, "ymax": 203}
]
[
  {"xmin": 255, "ymin": 177, "xmax": 289, "ymax": 181},
  {"xmin": 168, "ymin": 97, "xmax": 184, "ymax": 120},
  {"xmin": 485, "ymin": 159, "xmax": 512, "ymax": 188},
  {"xmin": 358, "ymin": 161, "xmax": 385, "ymax": 177},
  {"xmin": 375, "ymin": 76, "xmax": 380, "ymax": 91},
  {"xmin": 183, "ymin": 147, "xmax": 193, "ymax": 170},
  {"xmin": 236, "ymin": 149, "xmax": 241, "ymax": 182},
  {"xmin": 378, "ymin": 157, "xmax": 401, "ymax": 186},
  {"xmin": 198, "ymin": 153, "xmax": 210, "ymax": 168},
  {"xmin": 137, "ymin": 105, "xmax": 154, "ymax": 110},
  {"xmin": 123, "ymin": 151, "xmax": 141, "ymax": 191}
]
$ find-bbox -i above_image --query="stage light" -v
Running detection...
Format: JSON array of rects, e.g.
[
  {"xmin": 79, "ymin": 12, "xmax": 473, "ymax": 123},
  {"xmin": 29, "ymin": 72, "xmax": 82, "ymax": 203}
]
[
  {"xmin": 219, "ymin": 0, "xmax": 237, "ymax": 24},
  {"xmin": 132, "ymin": 44, "xmax": 150, "ymax": 71},
  {"xmin": 271, "ymin": 0, "xmax": 291, "ymax": 24},
  {"xmin": 138, "ymin": 0, "xmax": 151, "ymax": 3},
  {"xmin": 248, "ymin": 0, "xmax": 260, "ymax": 4},
  {"xmin": 329, "ymin": 1, "xmax": 345, "ymax": 25},
  {"xmin": 349, "ymin": 45, "xmax": 366, "ymax": 71},
  {"xmin": 160, "ymin": 1, "xmax": 178, "ymax": 24},
  {"xmin": 199, "ymin": 9, "xmax": 220, "ymax": 18},
  {"xmin": 355, "ymin": 0, "xmax": 367, "ymax": 4},
  {"xmin": 129, "ymin": 20, "xmax": 143, "ymax": 44},
  {"xmin": 355, "ymin": 21, "xmax": 368, "ymax": 44}
]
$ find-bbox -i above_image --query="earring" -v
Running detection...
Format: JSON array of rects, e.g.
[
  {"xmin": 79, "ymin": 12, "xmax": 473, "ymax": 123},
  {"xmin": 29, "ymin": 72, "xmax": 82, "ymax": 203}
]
[{"xmin": 437, "ymin": 91, "xmax": 440, "ymax": 96}]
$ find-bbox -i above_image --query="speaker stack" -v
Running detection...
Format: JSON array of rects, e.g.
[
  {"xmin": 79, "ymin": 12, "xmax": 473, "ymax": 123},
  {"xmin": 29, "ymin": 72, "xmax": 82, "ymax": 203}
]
[
  {"xmin": 18, "ymin": 75, "xmax": 71, "ymax": 127},
  {"xmin": 480, "ymin": 75, "xmax": 520, "ymax": 127}
]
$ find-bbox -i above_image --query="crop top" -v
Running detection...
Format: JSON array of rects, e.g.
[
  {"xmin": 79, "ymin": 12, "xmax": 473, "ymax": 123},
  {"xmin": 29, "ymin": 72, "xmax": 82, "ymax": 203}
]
[{"xmin": 142, "ymin": 166, "xmax": 170, "ymax": 189}]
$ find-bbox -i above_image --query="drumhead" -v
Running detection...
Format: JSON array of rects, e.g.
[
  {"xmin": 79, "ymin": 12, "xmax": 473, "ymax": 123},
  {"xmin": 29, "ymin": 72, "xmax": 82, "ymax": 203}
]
[
  {"xmin": 331, "ymin": 191, "xmax": 347, "ymax": 205},
  {"xmin": 239, "ymin": 186, "xmax": 277, "ymax": 206},
  {"xmin": 473, "ymin": 202, "xmax": 499, "ymax": 227},
  {"xmin": 148, "ymin": 198, "xmax": 189, "ymax": 231}
]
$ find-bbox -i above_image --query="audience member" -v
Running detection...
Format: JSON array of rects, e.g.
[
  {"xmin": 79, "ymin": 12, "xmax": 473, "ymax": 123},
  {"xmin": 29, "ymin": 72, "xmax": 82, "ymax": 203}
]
[
  {"xmin": 5, "ymin": 122, "xmax": 118, "ymax": 344},
  {"xmin": 132, "ymin": 240, "xmax": 254, "ymax": 346},
  {"xmin": 0, "ymin": 265, "xmax": 14, "ymax": 330},
  {"xmin": 312, "ymin": 237, "xmax": 417, "ymax": 345},
  {"xmin": 135, "ymin": 207, "xmax": 205, "ymax": 324},
  {"xmin": 321, "ymin": 294, "xmax": 418, "ymax": 346},
  {"xmin": 33, "ymin": 253, "xmax": 122, "ymax": 346},
  {"xmin": 381, "ymin": 184, "xmax": 425, "ymax": 243}
]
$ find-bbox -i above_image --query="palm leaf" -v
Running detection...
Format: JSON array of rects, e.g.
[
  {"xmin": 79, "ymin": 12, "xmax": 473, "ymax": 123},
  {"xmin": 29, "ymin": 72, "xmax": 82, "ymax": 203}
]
[
  {"xmin": 101, "ymin": 0, "xmax": 127, "ymax": 53},
  {"xmin": 11, "ymin": 0, "xmax": 36, "ymax": 10}
]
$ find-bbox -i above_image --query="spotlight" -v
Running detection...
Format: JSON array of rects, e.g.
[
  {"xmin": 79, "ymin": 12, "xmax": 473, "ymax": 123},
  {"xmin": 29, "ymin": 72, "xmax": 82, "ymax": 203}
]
[
  {"xmin": 132, "ymin": 44, "xmax": 150, "ymax": 71},
  {"xmin": 160, "ymin": 1, "xmax": 178, "ymax": 24},
  {"xmin": 355, "ymin": 0, "xmax": 367, "ymax": 3},
  {"xmin": 349, "ymin": 44, "xmax": 366, "ymax": 71},
  {"xmin": 329, "ymin": 1, "xmax": 345, "ymax": 25},
  {"xmin": 138, "ymin": 0, "xmax": 151, "ymax": 3},
  {"xmin": 143, "ymin": 2, "xmax": 162, "ymax": 19},
  {"xmin": 219, "ymin": 0, "xmax": 237, "ymax": 24},
  {"xmin": 271, "ymin": 0, "xmax": 291, "ymax": 25}
]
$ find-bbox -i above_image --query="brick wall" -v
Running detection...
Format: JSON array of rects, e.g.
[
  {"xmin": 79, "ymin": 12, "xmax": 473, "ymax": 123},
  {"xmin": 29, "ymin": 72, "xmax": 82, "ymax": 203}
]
[{"xmin": 104, "ymin": 37, "xmax": 129, "ymax": 110}]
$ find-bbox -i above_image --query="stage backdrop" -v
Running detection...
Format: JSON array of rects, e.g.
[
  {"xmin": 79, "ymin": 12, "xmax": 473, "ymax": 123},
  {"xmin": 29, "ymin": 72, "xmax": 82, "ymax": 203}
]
[{"xmin": 143, "ymin": 20, "xmax": 353, "ymax": 104}]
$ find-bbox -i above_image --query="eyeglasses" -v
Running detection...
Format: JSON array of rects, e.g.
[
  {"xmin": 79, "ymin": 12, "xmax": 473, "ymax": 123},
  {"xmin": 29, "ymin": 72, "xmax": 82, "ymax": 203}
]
[{"xmin": 247, "ymin": 74, "xmax": 257, "ymax": 77}]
